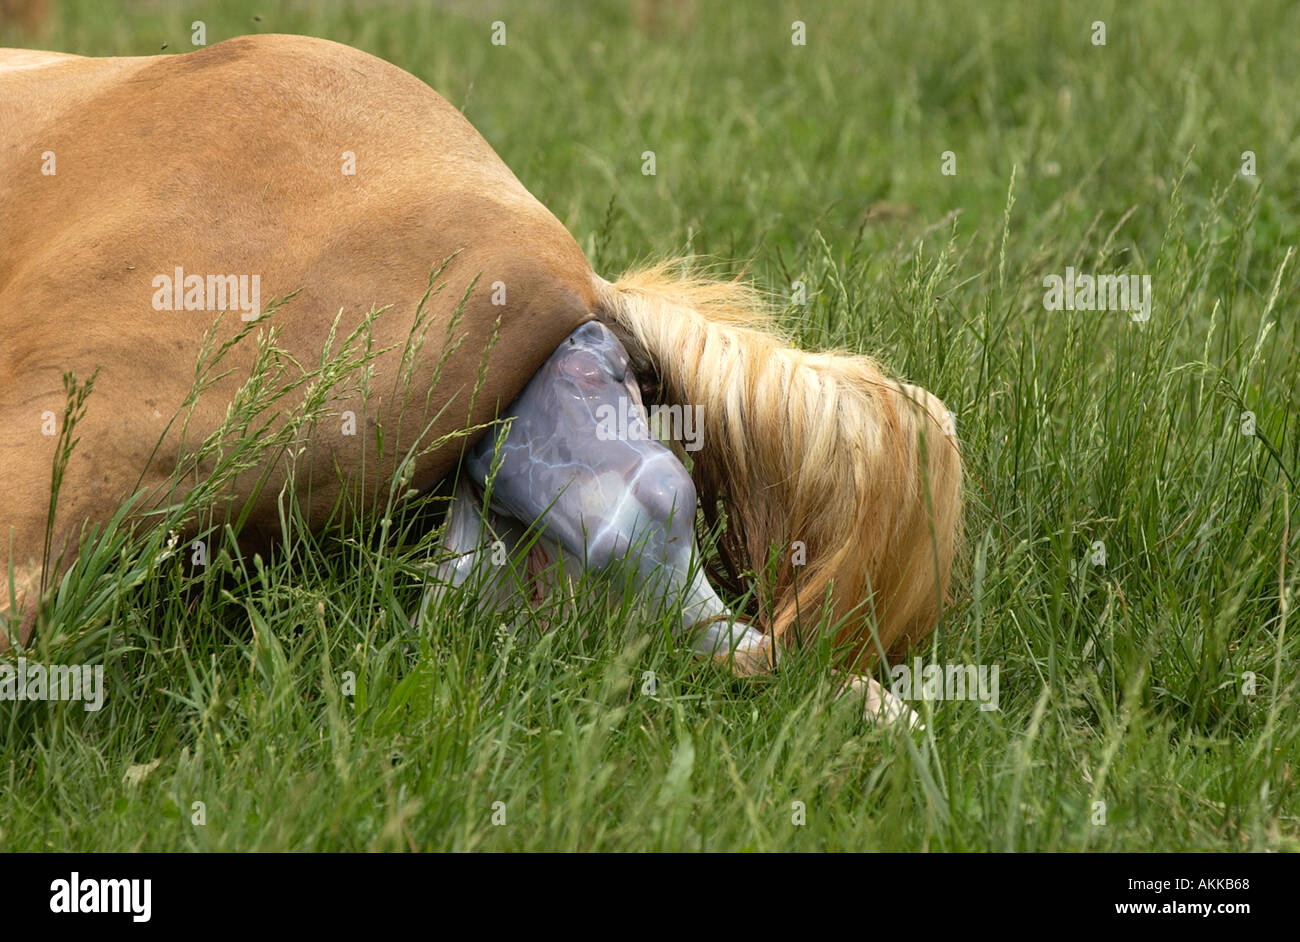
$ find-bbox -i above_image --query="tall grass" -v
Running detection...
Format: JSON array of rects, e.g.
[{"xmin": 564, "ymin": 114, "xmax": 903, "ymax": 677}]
[{"xmin": 1, "ymin": 0, "xmax": 1296, "ymax": 850}]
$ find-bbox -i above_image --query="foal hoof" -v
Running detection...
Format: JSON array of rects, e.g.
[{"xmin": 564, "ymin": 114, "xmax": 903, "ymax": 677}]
[
  {"xmin": 840, "ymin": 673, "xmax": 925, "ymax": 730},
  {"xmin": 695, "ymin": 618, "xmax": 773, "ymax": 676},
  {"xmin": 722, "ymin": 631, "xmax": 773, "ymax": 677}
]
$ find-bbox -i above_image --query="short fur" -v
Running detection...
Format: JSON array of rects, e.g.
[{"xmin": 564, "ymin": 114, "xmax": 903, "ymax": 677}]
[{"xmin": 0, "ymin": 35, "xmax": 597, "ymax": 646}]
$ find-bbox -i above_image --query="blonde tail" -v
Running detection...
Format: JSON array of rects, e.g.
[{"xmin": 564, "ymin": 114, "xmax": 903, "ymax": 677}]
[{"xmin": 594, "ymin": 261, "xmax": 962, "ymax": 670}]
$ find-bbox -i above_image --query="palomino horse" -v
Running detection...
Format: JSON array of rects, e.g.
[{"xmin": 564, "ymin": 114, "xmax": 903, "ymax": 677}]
[{"xmin": 0, "ymin": 35, "xmax": 961, "ymax": 725}]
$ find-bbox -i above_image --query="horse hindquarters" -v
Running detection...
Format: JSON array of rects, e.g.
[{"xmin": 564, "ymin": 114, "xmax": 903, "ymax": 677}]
[{"xmin": 0, "ymin": 35, "xmax": 601, "ymax": 646}]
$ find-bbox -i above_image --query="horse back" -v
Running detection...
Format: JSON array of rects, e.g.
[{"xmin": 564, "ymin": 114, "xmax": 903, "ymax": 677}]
[{"xmin": 0, "ymin": 35, "xmax": 596, "ymax": 591}]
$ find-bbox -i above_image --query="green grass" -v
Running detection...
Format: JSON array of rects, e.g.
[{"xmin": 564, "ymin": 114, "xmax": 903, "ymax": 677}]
[{"xmin": 3, "ymin": 0, "xmax": 1299, "ymax": 851}]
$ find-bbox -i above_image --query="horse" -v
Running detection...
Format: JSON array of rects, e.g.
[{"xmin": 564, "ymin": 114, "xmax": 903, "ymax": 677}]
[{"xmin": 0, "ymin": 34, "xmax": 961, "ymax": 726}]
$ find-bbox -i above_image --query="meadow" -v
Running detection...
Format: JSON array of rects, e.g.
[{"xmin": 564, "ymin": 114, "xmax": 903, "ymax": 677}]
[{"xmin": 1, "ymin": 0, "xmax": 1298, "ymax": 851}]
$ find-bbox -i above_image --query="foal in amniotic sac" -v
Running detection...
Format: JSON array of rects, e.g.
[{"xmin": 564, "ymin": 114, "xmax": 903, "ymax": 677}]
[{"xmin": 0, "ymin": 34, "xmax": 961, "ymax": 727}]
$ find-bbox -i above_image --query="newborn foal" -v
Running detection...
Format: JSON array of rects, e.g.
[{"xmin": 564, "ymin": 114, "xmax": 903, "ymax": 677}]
[
  {"xmin": 422, "ymin": 322, "xmax": 766, "ymax": 662},
  {"xmin": 421, "ymin": 322, "xmax": 920, "ymax": 727}
]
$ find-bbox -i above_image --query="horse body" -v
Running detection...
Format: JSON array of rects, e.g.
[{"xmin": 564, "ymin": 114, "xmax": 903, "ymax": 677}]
[
  {"xmin": 1, "ymin": 35, "xmax": 595, "ymax": 635},
  {"xmin": 2, "ymin": 35, "xmax": 961, "ymax": 726}
]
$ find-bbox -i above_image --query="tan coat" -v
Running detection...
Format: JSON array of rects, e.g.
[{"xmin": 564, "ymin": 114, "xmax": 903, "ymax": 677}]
[{"xmin": 1, "ymin": 35, "xmax": 597, "ymax": 643}]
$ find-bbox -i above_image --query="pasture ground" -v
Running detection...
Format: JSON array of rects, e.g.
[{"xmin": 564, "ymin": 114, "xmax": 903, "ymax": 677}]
[{"xmin": 2, "ymin": 0, "xmax": 1298, "ymax": 851}]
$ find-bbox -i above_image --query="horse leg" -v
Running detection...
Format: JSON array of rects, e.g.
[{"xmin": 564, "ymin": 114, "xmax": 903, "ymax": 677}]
[
  {"xmin": 452, "ymin": 321, "xmax": 770, "ymax": 673},
  {"xmin": 417, "ymin": 476, "xmax": 580, "ymax": 626},
  {"xmin": 837, "ymin": 673, "xmax": 923, "ymax": 729},
  {"xmin": 417, "ymin": 477, "xmax": 501, "ymax": 621}
]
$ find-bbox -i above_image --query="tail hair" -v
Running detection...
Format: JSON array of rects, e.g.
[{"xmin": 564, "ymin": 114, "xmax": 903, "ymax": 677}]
[{"xmin": 595, "ymin": 260, "xmax": 962, "ymax": 669}]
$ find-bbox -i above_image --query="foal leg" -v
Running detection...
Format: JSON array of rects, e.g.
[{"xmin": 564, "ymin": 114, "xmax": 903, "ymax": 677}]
[
  {"xmin": 417, "ymin": 477, "xmax": 503, "ymax": 622},
  {"xmin": 837, "ymin": 673, "xmax": 923, "ymax": 729},
  {"xmin": 461, "ymin": 321, "xmax": 769, "ymax": 672},
  {"xmin": 418, "ymin": 476, "xmax": 579, "ymax": 625}
]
